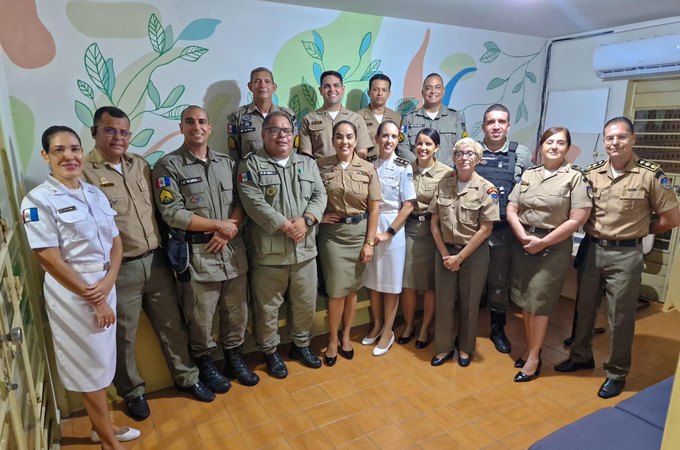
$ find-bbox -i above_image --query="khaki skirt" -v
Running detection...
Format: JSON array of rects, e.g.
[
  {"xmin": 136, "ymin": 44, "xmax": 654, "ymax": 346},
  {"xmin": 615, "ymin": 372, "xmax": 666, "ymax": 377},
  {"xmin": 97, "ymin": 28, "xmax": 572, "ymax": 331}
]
[
  {"xmin": 402, "ymin": 218, "xmax": 436, "ymax": 291},
  {"xmin": 318, "ymin": 220, "xmax": 368, "ymax": 298},
  {"xmin": 510, "ymin": 236, "xmax": 572, "ymax": 315}
]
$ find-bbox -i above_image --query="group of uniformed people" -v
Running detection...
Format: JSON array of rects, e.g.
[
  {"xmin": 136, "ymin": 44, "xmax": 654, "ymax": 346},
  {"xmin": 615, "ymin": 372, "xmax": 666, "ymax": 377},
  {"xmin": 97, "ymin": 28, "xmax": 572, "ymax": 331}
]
[{"xmin": 20, "ymin": 65, "xmax": 680, "ymax": 446}]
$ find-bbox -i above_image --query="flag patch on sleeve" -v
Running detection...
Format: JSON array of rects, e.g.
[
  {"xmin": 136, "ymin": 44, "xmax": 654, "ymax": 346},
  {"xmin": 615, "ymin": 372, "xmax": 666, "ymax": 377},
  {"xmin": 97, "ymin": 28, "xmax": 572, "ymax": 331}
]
[
  {"xmin": 22, "ymin": 208, "xmax": 39, "ymax": 223},
  {"xmin": 155, "ymin": 176, "xmax": 171, "ymax": 188},
  {"xmin": 238, "ymin": 171, "xmax": 253, "ymax": 183}
]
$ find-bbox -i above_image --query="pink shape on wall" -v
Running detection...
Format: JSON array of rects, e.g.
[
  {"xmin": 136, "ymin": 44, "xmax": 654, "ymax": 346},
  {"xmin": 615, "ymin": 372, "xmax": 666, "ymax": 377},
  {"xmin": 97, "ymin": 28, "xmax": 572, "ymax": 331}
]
[
  {"xmin": 0, "ymin": 0, "xmax": 56, "ymax": 69},
  {"xmin": 403, "ymin": 29, "xmax": 431, "ymax": 108}
]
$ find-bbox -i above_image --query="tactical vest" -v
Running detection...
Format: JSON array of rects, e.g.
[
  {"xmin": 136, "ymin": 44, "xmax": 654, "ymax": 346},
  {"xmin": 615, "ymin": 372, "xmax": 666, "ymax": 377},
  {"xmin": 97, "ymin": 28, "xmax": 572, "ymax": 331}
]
[{"xmin": 475, "ymin": 141, "xmax": 518, "ymax": 218}]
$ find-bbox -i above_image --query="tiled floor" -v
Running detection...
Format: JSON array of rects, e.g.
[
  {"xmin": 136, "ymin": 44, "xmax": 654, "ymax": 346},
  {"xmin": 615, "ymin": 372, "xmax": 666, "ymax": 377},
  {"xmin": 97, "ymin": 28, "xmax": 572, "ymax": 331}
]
[{"xmin": 61, "ymin": 299, "xmax": 680, "ymax": 449}]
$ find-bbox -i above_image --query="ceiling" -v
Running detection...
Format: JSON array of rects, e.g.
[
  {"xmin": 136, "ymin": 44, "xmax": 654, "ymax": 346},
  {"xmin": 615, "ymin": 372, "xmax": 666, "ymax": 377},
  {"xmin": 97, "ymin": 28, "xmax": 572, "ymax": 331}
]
[{"xmin": 267, "ymin": 0, "xmax": 680, "ymax": 38}]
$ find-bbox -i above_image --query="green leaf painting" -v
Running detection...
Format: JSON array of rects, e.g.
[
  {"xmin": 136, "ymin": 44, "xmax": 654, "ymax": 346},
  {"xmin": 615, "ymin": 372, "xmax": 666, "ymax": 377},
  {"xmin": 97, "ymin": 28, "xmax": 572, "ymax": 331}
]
[
  {"xmin": 395, "ymin": 97, "xmax": 418, "ymax": 117},
  {"xmin": 180, "ymin": 46, "xmax": 208, "ymax": 61},
  {"xmin": 130, "ymin": 128, "xmax": 154, "ymax": 147},
  {"xmin": 302, "ymin": 41, "xmax": 323, "ymax": 60},
  {"xmin": 516, "ymin": 100, "xmax": 529, "ymax": 124},
  {"xmin": 360, "ymin": 60, "xmax": 381, "ymax": 81},
  {"xmin": 512, "ymin": 81, "xmax": 523, "ymax": 94},
  {"xmin": 148, "ymin": 14, "xmax": 166, "ymax": 54},
  {"xmin": 161, "ymin": 85, "xmax": 185, "ymax": 108},
  {"xmin": 77, "ymin": 79, "xmax": 94, "ymax": 100},
  {"xmin": 162, "ymin": 105, "xmax": 191, "ymax": 120},
  {"xmin": 470, "ymin": 120, "xmax": 483, "ymax": 137},
  {"xmin": 480, "ymin": 41, "xmax": 501, "ymax": 63},
  {"xmin": 105, "ymin": 58, "xmax": 116, "ymax": 97},
  {"xmin": 84, "ymin": 44, "xmax": 110, "ymax": 97},
  {"xmin": 75, "ymin": 100, "xmax": 93, "ymax": 126},
  {"xmin": 301, "ymin": 78, "xmax": 317, "ymax": 109},
  {"xmin": 486, "ymin": 77, "xmax": 506, "ymax": 90},
  {"xmin": 526, "ymin": 72, "xmax": 537, "ymax": 83},
  {"xmin": 147, "ymin": 81, "xmax": 161, "ymax": 109}
]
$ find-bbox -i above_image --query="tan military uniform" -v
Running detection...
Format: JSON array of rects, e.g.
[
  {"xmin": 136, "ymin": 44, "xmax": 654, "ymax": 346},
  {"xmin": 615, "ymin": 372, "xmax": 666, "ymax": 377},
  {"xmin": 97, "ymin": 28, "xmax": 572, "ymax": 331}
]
[
  {"xmin": 357, "ymin": 106, "xmax": 402, "ymax": 160},
  {"xmin": 299, "ymin": 107, "xmax": 372, "ymax": 159},
  {"xmin": 236, "ymin": 149, "xmax": 327, "ymax": 353},
  {"xmin": 431, "ymin": 171, "xmax": 500, "ymax": 356},
  {"xmin": 152, "ymin": 145, "xmax": 248, "ymax": 356},
  {"xmin": 396, "ymin": 106, "xmax": 467, "ymax": 166},
  {"xmin": 508, "ymin": 162, "xmax": 592, "ymax": 315},
  {"xmin": 570, "ymin": 157, "xmax": 679, "ymax": 380},
  {"xmin": 82, "ymin": 149, "xmax": 199, "ymax": 400},
  {"xmin": 226, "ymin": 103, "xmax": 297, "ymax": 161},
  {"xmin": 316, "ymin": 154, "xmax": 381, "ymax": 298}
]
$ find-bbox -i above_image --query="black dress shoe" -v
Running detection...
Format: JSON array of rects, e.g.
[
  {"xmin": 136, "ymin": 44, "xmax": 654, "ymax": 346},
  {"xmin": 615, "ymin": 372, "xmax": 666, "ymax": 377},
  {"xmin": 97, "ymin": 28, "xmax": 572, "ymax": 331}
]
[
  {"xmin": 289, "ymin": 345, "xmax": 322, "ymax": 369},
  {"xmin": 554, "ymin": 358, "xmax": 595, "ymax": 372},
  {"xmin": 324, "ymin": 354, "xmax": 337, "ymax": 367},
  {"xmin": 490, "ymin": 326, "xmax": 511, "ymax": 353},
  {"xmin": 415, "ymin": 338, "xmax": 430, "ymax": 349},
  {"xmin": 598, "ymin": 378, "xmax": 625, "ymax": 399},
  {"xmin": 397, "ymin": 330, "xmax": 415, "ymax": 345},
  {"xmin": 178, "ymin": 382, "xmax": 215, "ymax": 402},
  {"xmin": 457, "ymin": 353, "xmax": 472, "ymax": 367},
  {"xmin": 264, "ymin": 352, "xmax": 288, "ymax": 379},
  {"xmin": 514, "ymin": 359, "xmax": 541, "ymax": 382},
  {"xmin": 431, "ymin": 351, "xmax": 454, "ymax": 366},
  {"xmin": 514, "ymin": 358, "xmax": 526, "ymax": 368},
  {"xmin": 125, "ymin": 395, "xmax": 150, "ymax": 421},
  {"xmin": 338, "ymin": 347, "xmax": 354, "ymax": 360}
]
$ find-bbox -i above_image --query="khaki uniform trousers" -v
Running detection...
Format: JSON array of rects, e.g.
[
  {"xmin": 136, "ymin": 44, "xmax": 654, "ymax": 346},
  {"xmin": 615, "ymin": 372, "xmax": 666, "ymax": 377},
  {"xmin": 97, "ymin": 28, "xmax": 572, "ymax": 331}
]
[
  {"xmin": 486, "ymin": 226, "xmax": 513, "ymax": 312},
  {"xmin": 114, "ymin": 250, "xmax": 198, "ymax": 400},
  {"xmin": 434, "ymin": 242, "xmax": 489, "ymax": 355},
  {"xmin": 571, "ymin": 241, "xmax": 644, "ymax": 380},
  {"xmin": 182, "ymin": 273, "xmax": 248, "ymax": 357},
  {"xmin": 250, "ymin": 259, "xmax": 317, "ymax": 354}
]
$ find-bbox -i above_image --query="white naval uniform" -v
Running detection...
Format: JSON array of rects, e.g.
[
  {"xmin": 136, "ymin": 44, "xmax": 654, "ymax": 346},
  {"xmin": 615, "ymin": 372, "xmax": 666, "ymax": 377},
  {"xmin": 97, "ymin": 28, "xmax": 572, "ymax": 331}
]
[
  {"xmin": 364, "ymin": 154, "xmax": 417, "ymax": 293},
  {"xmin": 22, "ymin": 176, "xmax": 119, "ymax": 392}
]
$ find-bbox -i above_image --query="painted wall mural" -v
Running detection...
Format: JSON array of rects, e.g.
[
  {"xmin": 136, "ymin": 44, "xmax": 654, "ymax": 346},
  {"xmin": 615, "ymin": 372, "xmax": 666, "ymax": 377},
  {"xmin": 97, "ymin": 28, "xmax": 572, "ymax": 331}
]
[{"xmin": 1, "ymin": 0, "xmax": 547, "ymax": 187}]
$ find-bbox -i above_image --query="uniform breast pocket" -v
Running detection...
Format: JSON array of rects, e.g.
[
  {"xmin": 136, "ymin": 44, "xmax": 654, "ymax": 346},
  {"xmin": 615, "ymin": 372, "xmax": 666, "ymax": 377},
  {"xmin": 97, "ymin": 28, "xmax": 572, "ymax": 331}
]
[
  {"xmin": 381, "ymin": 176, "xmax": 399, "ymax": 195},
  {"xmin": 298, "ymin": 174, "xmax": 315, "ymax": 200},
  {"xmin": 349, "ymin": 172, "xmax": 370, "ymax": 195},
  {"xmin": 220, "ymin": 180, "xmax": 234, "ymax": 207},
  {"xmin": 181, "ymin": 184, "xmax": 208, "ymax": 211},
  {"xmin": 621, "ymin": 189, "xmax": 647, "ymax": 212},
  {"xmin": 59, "ymin": 208, "xmax": 95, "ymax": 241},
  {"xmin": 137, "ymin": 179, "xmax": 153, "ymax": 206},
  {"xmin": 543, "ymin": 187, "xmax": 570, "ymax": 210},
  {"xmin": 309, "ymin": 124, "xmax": 326, "ymax": 145},
  {"xmin": 436, "ymin": 196, "xmax": 454, "ymax": 219},
  {"xmin": 460, "ymin": 200, "xmax": 482, "ymax": 225}
]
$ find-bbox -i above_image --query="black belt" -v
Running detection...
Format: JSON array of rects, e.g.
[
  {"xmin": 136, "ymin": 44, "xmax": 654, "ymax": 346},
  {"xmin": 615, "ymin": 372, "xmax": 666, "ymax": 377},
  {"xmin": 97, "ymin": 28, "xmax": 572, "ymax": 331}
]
[
  {"xmin": 523, "ymin": 224, "xmax": 554, "ymax": 234},
  {"xmin": 339, "ymin": 212, "xmax": 367, "ymax": 224},
  {"xmin": 589, "ymin": 236, "xmax": 642, "ymax": 248},
  {"xmin": 493, "ymin": 221, "xmax": 510, "ymax": 230},
  {"xmin": 186, "ymin": 233, "xmax": 214, "ymax": 244},
  {"xmin": 445, "ymin": 243, "xmax": 466, "ymax": 252},
  {"xmin": 409, "ymin": 212, "xmax": 432, "ymax": 222},
  {"xmin": 122, "ymin": 249, "xmax": 154, "ymax": 263}
]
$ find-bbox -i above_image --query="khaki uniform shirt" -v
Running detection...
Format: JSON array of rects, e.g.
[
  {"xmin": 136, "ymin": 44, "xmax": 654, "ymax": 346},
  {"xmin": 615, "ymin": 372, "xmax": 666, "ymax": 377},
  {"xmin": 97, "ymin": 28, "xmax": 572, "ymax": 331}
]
[
  {"xmin": 412, "ymin": 161, "xmax": 453, "ymax": 214},
  {"xmin": 299, "ymin": 107, "xmax": 372, "ymax": 158},
  {"xmin": 430, "ymin": 172, "xmax": 500, "ymax": 245},
  {"xmin": 317, "ymin": 154, "xmax": 382, "ymax": 216},
  {"xmin": 397, "ymin": 106, "xmax": 467, "ymax": 166},
  {"xmin": 152, "ymin": 145, "xmax": 247, "ymax": 281},
  {"xmin": 585, "ymin": 157, "xmax": 679, "ymax": 240},
  {"xmin": 82, "ymin": 148, "xmax": 159, "ymax": 258},
  {"xmin": 236, "ymin": 150, "xmax": 327, "ymax": 265},
  {"xmin": 226, "ymin": 102, "xmax": 297, "ymax": 161},
  {"xmin": 508, "ymin": 162, "xmax": 592, "ymax": 230},
  {"xmin": 358, "ymin": 107, "xmax": 403, "ymax": 159}
]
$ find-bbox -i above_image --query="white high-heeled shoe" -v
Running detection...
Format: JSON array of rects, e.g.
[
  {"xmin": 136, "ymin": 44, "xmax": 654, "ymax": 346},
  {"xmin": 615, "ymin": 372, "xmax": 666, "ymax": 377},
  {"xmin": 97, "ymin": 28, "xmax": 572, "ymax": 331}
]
[
  {"xmin": 372, "ymin": 332, "xmax": 395, "ymax": 356},
  {"xmin": 90, "ymin": 426, "xmax": 141, "ymax": 443},
  {"xmin": 361, "ymin": 326, "xmax": 384, "ymax": 345}
]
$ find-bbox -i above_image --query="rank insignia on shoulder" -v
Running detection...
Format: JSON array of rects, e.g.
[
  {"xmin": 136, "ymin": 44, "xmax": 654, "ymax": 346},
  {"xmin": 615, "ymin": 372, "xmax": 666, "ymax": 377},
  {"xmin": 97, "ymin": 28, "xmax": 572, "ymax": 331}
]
[
  {"xmin": 366, "ymin": 155, "xmax": 378, "ymax": 162},
  {"xmin": 159, "ymin": 189, "xmax": 173, "ymax": 204},
  {"xmin": 571, "ymin": 164, "xmax": 585, "ymax": 173},
  {"xmin": 394, "ymin": 157, "xmax": 409, "ymax": 167},
  {"xmin": 237, "ymin": 171, "xmax": 253, "ymax": 183},
  {"xmin": 155, "ymin": 176, "xmax": 171, "ymax": 188},
  {"xmin": 22, "ymin": 208, "xmax": 39, "ymax": 223},
  {"xmin": 586, "ymin": 160, "xmax": 606, "ymax": 171},
  {"xmin": 242, "ymin": 151, "xmax": 254, "ymax": 160},
  {"xmin": 228, "ymin": 136, "xmax": 237, "ymax": 150},
  {"xmin": 636, "ymin": 159, "xmax": 660, "ymax": 171}
]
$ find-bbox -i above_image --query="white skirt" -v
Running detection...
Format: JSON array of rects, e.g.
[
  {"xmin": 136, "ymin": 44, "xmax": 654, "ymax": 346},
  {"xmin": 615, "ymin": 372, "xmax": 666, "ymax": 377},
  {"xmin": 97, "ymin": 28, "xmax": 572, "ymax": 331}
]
[
  {"xmin": 44, "ymin": 271, "xmax": 116, "ymax": 392},
  {"xmin": 364, "ymin": 212, "xmax": 406, "ymax": 294}
]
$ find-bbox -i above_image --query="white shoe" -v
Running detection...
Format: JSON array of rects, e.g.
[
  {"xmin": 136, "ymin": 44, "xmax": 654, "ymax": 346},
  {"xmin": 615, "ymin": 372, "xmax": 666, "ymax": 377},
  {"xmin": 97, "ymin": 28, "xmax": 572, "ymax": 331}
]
[
  {"xmin": 90, "ymin": 426, "xmax": 141, "ymax": 443},
  {"xmin": 373, "ymin": 332, "xmax": 395, "ymax": 357},
  {"xmin": 361, "ymin": 327, "xmax": 384, "ymax": 345}
]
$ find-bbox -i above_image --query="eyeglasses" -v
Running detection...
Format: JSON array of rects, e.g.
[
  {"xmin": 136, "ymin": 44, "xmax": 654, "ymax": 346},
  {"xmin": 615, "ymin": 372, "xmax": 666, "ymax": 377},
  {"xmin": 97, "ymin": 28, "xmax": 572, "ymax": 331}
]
[
  {"xmin": 604, "ymin": 134, "xmax": 630, "ymax": 144},
  {"xmin": 264, "ymin": 127, "xmax": 293, "ymax": 136},
  {"xmin": 98, "ymin": 127, "xmax": 132, "ymax": 138},
  {"xmin": 453, "ymin": 151, "xmax": 477, "ymax": 159}
]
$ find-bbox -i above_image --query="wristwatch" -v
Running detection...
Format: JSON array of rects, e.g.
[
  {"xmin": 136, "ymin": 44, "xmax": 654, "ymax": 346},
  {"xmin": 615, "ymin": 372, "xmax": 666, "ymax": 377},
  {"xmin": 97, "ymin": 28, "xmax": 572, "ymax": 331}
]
[
  {"xmin": 387, "ymin": 226, "xmax": 396, "ymax": 236},
  {"xmin": 303, "ymin": 215, "xmax": 316, "ymax": 227},
  {"xmin": 365, "ymin": 239, "xmax": 375, "ymax": 246}
]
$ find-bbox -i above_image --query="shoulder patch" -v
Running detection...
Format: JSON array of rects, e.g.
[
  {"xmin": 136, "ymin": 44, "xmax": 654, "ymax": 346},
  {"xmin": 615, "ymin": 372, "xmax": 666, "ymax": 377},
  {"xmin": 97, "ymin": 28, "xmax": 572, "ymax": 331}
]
[
  {"xmin": 636, "ymin": 159, "xmax": 660, "ymax": 172},
  {"xmin": 394, "ymin": 157, "xmax": 409, "ymax": 167},
  {"xmin": 486, "ymin": 186, "xmax": 498, "ymax": 195},
  {"xmin": 366, "ymin": 155, "xmax": 378, "ymax": 162},
  {"xmin": 586, "ymin": 160, "xmax": 606, "ymax": 171},
  {"xmin": 22, "ymin": 207, "xmax": 39, "ymax": 223},
  {"xmin": 571, "ymin": 164, "xmax": 585, "ymax": 174}
]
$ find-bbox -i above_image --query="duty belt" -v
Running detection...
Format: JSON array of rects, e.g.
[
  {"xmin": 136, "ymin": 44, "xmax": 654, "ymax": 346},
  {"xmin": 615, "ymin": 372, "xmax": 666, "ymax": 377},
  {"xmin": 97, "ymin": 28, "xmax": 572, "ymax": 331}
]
[
  {"xmin": 493, "ymin": 221, "xmax": 510, "ymax": 230},
  {"xmin": 589, "ymin": 236, "xmax": 643, "ymax": 248},
  {"xmin": 71, "ymin": 261, "xmax": 110, "ymax": 273},
  {"xmin": 409, "ymin": 212, "xmax": 432, "ymax": 222},
  {"xmin": 122, "ymin": 249, "xmax": 154, "ymax": 263},
  {"xmin": 186, "ymin": 233, "xmax": 214, "ymax": 244},
  {"xmin": 339, "ymin": 212, "xmax": 368, "ymax": 224},
  {"xmin": 445, "ymin": 243, "xmax": 466, "ymax": 252},
  {"xmin": 523, "ymin": 224, "xmax": 554, "ymax": 234}
]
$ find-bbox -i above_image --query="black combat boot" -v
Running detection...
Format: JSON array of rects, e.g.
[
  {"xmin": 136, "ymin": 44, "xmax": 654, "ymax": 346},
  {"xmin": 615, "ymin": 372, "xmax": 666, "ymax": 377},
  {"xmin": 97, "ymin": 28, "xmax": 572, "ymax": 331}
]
[
  {"xmin": 224, "ymin": 346, "xmax": 260, "ymax": 386},
  {"xmin": 490, "ymin": 310, "xmax": 511, "ymax": 353},
  {"xmin": 196, "ymin": 354, "xmax": 231, "ymax": 393}
]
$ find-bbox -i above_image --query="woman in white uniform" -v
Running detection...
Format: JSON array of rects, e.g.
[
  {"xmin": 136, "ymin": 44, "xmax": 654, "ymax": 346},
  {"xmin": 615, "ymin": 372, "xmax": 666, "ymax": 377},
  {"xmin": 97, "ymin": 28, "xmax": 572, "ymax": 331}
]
[
  {"xmin": 21, "ymin": 126, "xmax": 138, "ymax": 449},
  {"xmin": 362, "ymin": 120, "xmax": 416, "ymax": 355}
]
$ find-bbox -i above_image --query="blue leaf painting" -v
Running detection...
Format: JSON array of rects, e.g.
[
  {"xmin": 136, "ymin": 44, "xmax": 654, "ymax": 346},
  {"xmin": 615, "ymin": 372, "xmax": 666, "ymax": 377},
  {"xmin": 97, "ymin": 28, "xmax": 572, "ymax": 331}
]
[
  {"xmin": 105, "ymin": 58, "xmax": 115, "ymax": 97},
  {"xmin": 337, "ymin": 65, "xmax": 350, "ymax": 78},
  {"xmin": 360, "ymin": 90, "xmax": 370, "ymax": 109},
  {"xmin": 359, "ymin": 32, "xmax": 372, "ymax": 57},
  {"xmin": 442, "ymin": 67, "xmax": 477, "ymax": 106},
  {"xmin": 312, "ymin": 62, "xmax": 322, "ymax": 85},
  {"xmin": 177, "ymin": 18, "xmax": 221, "ymax": 41},
  {"xmin": 312, "ymin": 30, "xmax": 324, "ymax": 58},
  {"xmin": 273, "ymin": 92, "xmax": 279, "ymax": 106}
]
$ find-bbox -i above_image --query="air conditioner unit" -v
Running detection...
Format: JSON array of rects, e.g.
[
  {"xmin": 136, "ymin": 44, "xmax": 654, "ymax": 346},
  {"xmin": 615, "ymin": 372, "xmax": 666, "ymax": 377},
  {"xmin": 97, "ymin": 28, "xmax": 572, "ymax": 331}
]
[{"xmin": 593, "ymin": 33, "xmax": 680, "ymax": 79}]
